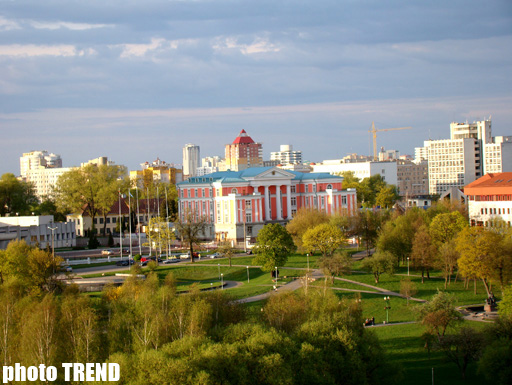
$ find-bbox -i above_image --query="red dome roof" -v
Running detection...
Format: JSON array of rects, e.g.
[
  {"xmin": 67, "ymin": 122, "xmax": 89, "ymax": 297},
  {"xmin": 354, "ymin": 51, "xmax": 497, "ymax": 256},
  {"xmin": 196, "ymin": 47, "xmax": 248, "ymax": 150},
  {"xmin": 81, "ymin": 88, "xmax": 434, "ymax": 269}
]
[{"xmin": 232, "ymin": 129, "xmax": 255, "ymax": 145}]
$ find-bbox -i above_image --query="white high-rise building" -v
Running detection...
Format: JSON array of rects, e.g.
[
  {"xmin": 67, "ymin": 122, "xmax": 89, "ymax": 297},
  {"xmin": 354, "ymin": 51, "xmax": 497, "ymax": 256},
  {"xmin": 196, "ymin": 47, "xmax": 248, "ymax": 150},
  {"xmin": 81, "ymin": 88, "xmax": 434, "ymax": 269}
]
[
  {"xmin": 270, "ymin": 145, "xmax": 302, "ymax": 165},
  {"xmin": 20, "ymin": 151, "xmax": 62, "ymax": 177},
  {"xmin": 183, "ymin": 144, "xmax": 200, "ymax": 179},
  {"xmin": 415, "ymin": 119, "xmax": 512, "ymax": 195}
]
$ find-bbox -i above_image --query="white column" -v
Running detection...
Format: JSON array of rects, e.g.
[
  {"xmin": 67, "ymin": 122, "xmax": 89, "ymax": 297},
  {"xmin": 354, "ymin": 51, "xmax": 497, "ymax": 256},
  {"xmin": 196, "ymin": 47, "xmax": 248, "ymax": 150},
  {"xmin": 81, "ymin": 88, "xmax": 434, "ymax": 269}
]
[
  {"xmin": 258, "ymin": 197, "xmax": 263, "ymax": 222},
  {"xmin": 286, "ymin": 185, "xmax": 292, "ymax": 219},
  {"xmin": 276, "ymin": 185, "xmax": 283, "ymax": 220},
  {"xmin": 264, "ymin": 186, "xmax": 270, "ymax": 220}
]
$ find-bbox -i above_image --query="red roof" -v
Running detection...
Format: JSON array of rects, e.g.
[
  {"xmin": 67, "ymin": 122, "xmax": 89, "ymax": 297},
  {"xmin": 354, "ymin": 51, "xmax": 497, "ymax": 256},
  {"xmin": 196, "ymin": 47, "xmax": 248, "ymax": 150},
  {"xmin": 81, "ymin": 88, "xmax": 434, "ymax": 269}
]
[
  {"xmin": 232, "ymin": 129, "xmax": 255, "ymax": 145},
  {"xmin": 464, "ymin": 172, "xmax": 512, "ymax": 196}
]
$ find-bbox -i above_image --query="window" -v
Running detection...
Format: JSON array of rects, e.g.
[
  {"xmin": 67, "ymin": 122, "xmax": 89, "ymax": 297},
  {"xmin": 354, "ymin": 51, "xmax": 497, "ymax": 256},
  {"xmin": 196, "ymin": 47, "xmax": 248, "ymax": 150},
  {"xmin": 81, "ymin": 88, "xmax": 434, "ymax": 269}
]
[
  {"xmin": 232, "ymin": 188, "xmax": 238, "ymax": 194},
  {"xmin": 202, "ymin": 188, "xmax": 205, "ymax": 197},
  {"xmin": 342, "ymin": 196, "xmax": 347, "ymax": 205},
  {"xmin": 291, "ymin": 197, "xmax": 297, "ymax": 206},
  {"xmin": 305, "ymin": 185, "xmax": 309, "ymax": 193},
  {"xmin": 291, "ymin": 185, "xmax": 296, "ymax": 193},
  {"xmin": 246, "ymin": 212, "xmax": 252, "ymax": 223},
  {"xmin": 326, "ymin": 184, "xmax": 332, "ymax": 190},
  {"xmin": 247, "ymin": 226, "xmax": 253, "ymax": 235},
  {"xmin": 195, "ymin": 189, "xmax": 198, "ymax": 197},
  {"xmin": 321, "ymin": 196, "xmax": 325, "ymax": 208}
]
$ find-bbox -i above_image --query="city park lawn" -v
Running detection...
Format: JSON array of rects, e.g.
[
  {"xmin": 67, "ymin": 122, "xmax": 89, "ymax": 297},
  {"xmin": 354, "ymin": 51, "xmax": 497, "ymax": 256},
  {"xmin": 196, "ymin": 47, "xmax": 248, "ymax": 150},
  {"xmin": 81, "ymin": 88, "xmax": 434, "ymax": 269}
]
[{"xmin": 372, "ymin": 321, "xmax": 489, "ymax": 385}]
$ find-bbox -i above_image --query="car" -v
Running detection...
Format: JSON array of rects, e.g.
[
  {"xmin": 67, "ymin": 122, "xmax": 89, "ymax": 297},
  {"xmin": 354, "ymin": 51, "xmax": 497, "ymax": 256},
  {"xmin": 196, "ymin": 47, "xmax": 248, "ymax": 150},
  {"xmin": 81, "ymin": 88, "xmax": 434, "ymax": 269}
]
[
  {"xmin": 209, "ymin": 253, "xmax": 220, "ymax": 259},
  {"xmin": 101, "ymin": 249, "xmax": 113, "ymax": 255},
  {"xmin": 116, "ymin": 259, "xmax": 134, "ymax": 266},
  {"xmin": 140, "ymin": 256, "xmax": 163, "ymax": 263},
  {"xmin": 163, "ymin": 258, "xmax": 179, "ymax": 264},
  {"xmin": 59, "ymin": 265, "xmax": 73, "ymax": 272}
]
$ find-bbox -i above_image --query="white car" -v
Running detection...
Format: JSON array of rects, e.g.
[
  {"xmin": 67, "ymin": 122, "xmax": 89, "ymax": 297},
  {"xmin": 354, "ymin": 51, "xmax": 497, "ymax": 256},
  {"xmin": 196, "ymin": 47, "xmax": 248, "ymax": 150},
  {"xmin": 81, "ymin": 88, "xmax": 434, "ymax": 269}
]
[
  {"xmin": 209, "ymin": 253, "xmax": 221, "ymax": 259},
  {"xmin": 163, "ymin": 258, "xmax": 179, "ymax": 264},
  {"xmin": 101, "ymin": 249, "xmax": 113, "ymax": 255}
]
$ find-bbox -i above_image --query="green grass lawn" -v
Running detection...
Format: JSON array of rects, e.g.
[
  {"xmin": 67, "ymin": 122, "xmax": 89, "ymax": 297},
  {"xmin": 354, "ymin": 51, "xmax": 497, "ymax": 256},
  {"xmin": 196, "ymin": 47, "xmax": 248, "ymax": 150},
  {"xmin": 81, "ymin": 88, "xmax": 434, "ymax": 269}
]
[{"xmin": 372, "ymin": 321, "xmax": 488, "ymax": 385}]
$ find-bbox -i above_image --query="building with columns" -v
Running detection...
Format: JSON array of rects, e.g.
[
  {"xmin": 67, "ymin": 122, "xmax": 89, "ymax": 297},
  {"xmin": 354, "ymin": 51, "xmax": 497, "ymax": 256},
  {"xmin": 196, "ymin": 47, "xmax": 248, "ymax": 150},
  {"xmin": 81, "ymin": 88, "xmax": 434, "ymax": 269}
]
[{"xmin": 177, "ymin": 166, "xmax": 357, "ymax": 243}]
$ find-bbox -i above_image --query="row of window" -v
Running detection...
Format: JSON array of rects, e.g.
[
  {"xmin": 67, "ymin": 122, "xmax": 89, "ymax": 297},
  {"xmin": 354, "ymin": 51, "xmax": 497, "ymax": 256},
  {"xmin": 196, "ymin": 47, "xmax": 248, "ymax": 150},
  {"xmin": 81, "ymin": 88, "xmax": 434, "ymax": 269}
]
[{"xmin": 480, "ymin": 207, "xmax": 511, "ymax": 215}]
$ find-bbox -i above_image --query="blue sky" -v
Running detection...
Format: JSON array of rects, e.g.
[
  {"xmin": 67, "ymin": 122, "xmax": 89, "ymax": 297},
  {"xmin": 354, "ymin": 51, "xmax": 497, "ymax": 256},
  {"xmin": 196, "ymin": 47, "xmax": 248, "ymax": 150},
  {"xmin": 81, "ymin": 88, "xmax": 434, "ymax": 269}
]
[{"xmin": 1, "ymin": 0, "xmax": 511, "ymax": 175}]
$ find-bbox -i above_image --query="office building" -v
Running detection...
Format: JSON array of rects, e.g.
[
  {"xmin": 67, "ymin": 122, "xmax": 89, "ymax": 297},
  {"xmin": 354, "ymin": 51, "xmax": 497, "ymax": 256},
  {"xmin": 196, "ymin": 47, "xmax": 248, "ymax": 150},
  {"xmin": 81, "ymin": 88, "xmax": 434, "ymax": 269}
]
[{"xmin": 270, "ymin": 145, "xmax": 303, "ymax": 165}]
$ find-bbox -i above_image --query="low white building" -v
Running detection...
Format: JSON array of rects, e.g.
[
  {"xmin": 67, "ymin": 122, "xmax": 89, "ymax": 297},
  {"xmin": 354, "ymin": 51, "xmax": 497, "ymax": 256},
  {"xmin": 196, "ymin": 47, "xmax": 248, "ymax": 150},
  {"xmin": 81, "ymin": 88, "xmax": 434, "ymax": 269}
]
[
  {"xmin": 0, "ymin": 215, "xmax": 76, "ymax": 250},
  {"xmin": 464, "ymin": 172, "xmax": 512, "ymax": 227},
  {"xmin": 311, "ymin": 160, "xmax": 398, "ymax": 185}
]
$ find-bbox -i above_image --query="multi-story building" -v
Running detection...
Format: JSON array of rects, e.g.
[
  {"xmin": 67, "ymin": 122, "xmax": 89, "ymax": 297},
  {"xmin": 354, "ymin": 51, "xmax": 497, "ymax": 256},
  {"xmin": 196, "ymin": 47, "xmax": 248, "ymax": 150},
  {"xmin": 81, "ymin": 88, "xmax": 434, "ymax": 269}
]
[
  {"xmin": 183, "ymin": 144, "xmax": 200, "ymax": 179},
  {"xmin": 224, "ymin": 130, "xmax": 263, "ymax": 171},
  {"xmin": 20, "ymin": 151, "xmax": 62, "ymax": 177},
  {"xmin": 177, "ymin": 166, "xmax": 357, "ymax": 243},
  {"xmin": 396, "ymin": 160, "xmax": 429, "ymax": 197},
  {"xmin": 464, "ymin": 172, "xmax": 512, "ymax": 227},
  {"xmin": 130, "ymin": 158, "xmax": 183, "ymax": 187},
  {"xmin": 311, "ymin": 160, "xmax": 398, "ymax": 186},
  {"xmin": 270, "ymin": 145, "xmax": 303, "ymax": 165},
  {"xmin": 196, "ymin": 156, "xmax": 223, "ymax": 176},
  {"xmin": 416, "ymin": 119, "xmax": 512, "ymax": 195}
]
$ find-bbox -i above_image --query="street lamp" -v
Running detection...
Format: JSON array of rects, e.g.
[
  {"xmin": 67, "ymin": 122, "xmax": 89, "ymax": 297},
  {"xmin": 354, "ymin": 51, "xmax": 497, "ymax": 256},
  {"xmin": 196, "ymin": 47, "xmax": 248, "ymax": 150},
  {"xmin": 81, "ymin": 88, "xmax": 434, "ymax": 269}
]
[
  {"xmin": 383, "ymin": 296, "xmax": 391, "ymax": 324},
  {"xmin": 221, "ymin": 273, "xmax": 224, "ymax": 290},
  {"xmin": 275, "ymin": 266, "xmax": 278, "ymax": 286},
  {"xmin": 48, "ymin": 225, "xmax": 58, "ymax": 275},
  {"xmin": 407, "ymin": 257, "xmax": 410, "ymax": 276},
  {"xmin": 246, "ymin": 266, "xmax": 250, "ymax": 283},
  {"xmin": 306, "ymin": 253, "xmax": 310, "ymax": 272},
  {"xmin": 218, "ymin": 263, "xmax": 220, "ymax": 280}
]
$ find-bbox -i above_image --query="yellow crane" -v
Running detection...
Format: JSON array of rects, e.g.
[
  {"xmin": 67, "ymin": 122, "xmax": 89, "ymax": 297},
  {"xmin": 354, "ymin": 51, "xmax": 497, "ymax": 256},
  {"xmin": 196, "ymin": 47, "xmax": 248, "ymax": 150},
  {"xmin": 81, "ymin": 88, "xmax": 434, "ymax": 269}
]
[{"xmin": 369, "ymin": 121, "xmax": 412, "ymax": 161}]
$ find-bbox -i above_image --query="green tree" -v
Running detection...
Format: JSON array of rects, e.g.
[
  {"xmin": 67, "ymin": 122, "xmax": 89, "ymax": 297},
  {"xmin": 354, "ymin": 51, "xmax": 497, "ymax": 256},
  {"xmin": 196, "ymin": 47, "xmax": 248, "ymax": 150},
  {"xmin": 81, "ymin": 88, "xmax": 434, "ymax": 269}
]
[
  {"xmin": 302, "ymin": 223, "xmax": 346, "ymax": 258},
  {"xmin": 400, "ymin": 278, "xmax": 418, "ymax": 305},
  {"xmin": 355, "ymin": 209, "xmax": 389, "ymax": 257},
  {"xmin": 55, "ymin": 164, "xmax": 127, "ymax": 235},
  {"xmin": 435, "ymin": 240, "xmax": 459, "ymax": 289},
  {"xmin": 478, "ymin": 317, "xmax": 512, "ymax": 385},
  {"xmin": 175, "ymin": 209, "xmax": 208, "ymax": 264},
  {"xmin": 0, "ymin": 173, "xmax": 38, "ymax": 216},
  {"xmin": 146, "ymin": 217, "xmax": 175, "ymax": 258},
  {"xmin": 498, "ymin": 284, "xmax": 512, "ymax": 317},
  {"xmin": 253, "ymin": 223, "xmax": 296, "ymax": 272},
  {"xmin": 360, "ymin": 251, "xmax": 395, "ymax": 283},
  {"xmin": 285, "ymin": 208, "xmax": 328, "ymax": 251},
  {"xmin": 32, "ymin": 196, "xmax": 66, "ymax": 222},
  {"xmin": 375, "ymin": 184, "xmax": 399, "ymax": 209},
  {"xmin": 429, "ymin": 211, "xmax": 468, "ymax": 246}
]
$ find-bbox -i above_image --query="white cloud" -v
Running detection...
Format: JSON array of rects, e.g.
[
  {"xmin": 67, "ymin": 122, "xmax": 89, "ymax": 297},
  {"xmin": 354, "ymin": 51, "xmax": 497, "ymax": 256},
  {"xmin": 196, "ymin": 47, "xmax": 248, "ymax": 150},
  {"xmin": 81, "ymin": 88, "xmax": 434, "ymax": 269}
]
[
  {"xmin": 117, "ymin": 37, "xmax": 167, "ymax": 58},
  {"xmin": 0, "ymin": 44, "xmax": 78, "ymax": 57},
  {"xmin": 213, "ymin": 36, "xmax": 280, "ymax": 55},
  {"xmin": 0, "ymin": 16, "xmax": 20, "ymax": 31},
  {"xmin": 28, "ymin": 20, "xmax": 113, "ymax": 31}
]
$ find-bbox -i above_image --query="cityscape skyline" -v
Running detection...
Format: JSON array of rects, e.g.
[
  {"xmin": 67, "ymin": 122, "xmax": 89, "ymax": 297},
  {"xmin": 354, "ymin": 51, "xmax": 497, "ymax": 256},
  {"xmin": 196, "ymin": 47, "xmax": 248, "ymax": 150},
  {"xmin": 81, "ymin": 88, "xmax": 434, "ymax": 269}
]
[{"xmin": 1, "ymin": 1, "xmax": 511, "ymax": 175}]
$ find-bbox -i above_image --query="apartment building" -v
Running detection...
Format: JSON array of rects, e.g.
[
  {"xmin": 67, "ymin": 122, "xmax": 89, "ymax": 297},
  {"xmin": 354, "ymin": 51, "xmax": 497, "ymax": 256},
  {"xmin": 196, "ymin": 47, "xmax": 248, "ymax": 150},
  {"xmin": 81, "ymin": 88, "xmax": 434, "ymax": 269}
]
[
  {"xmin": 183, "ymin": 144, "xmax": 200, "ymax": 179},
  {"xmin": 270, "ymin": 144, "xmax": 303, "ymax": 165},
  {"xmin": 224, "ymin": 130, "xmax": 263, "ymax": 171}
]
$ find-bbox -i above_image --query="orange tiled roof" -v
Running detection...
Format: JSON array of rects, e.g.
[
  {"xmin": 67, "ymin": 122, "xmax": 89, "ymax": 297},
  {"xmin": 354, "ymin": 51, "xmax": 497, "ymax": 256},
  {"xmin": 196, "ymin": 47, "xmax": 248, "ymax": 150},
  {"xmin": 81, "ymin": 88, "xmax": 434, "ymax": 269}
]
[{"xmin": 464, "ymin": 172, "xmax": 512, "ymax": 196}]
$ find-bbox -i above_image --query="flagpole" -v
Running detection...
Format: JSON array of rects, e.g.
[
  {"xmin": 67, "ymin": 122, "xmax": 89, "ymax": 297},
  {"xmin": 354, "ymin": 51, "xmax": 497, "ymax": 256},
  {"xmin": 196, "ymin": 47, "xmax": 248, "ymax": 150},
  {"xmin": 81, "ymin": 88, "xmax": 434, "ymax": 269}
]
[
  {"xmin": 165, "ymin": 187, "xmax": 169, "ymax": 259},
  {"xmin": 147, "ymin": 187, "xmax": 151, "ymax": 257},
  {"xmin": 128, "ymin": 188, "xmax": 133, "ymax": 258},
  {"xmin": 119, "ymin": 190, "xmax": 123, "ymax": 260},
  {"xmin": 136, "ymin": 186, "xmax": 142, "ymax": 256},
  {"xmin": 157, "ymin": 186, "xmax": 162, "ymax": 259}
]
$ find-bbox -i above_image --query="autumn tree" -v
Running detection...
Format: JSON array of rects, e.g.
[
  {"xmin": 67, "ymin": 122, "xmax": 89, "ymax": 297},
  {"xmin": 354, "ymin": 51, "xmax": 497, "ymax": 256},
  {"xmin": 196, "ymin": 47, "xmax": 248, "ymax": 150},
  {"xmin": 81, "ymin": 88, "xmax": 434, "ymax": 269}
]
[
  {"xmin": 418, "ymin": 291, "xmax": 462, "ymax": 340},
  {"xmin": 456, "ymin": 226, "xmax": 503, "ymax": 296},
  {"xmin": 217, "ymin": 241, "xmax": 235, "ymax": 267},
  {"xmin": 410, "ymin": 225, "xmax": 436, "ymax": 283},
  {"xmin": 253, "ymin": 223, "xmax": 296, "ymax": 272},
  {"xmin": 435, "ymin": 240, "xmax": 460, "ymax": 289},
  {"xmin": 429, "ymin": 211, "xmax": 468, "ymax": 246},
  {"xmin": 285, "ymin": 208, "xmax": 328, "ymax": 251},
  {"xmin": 302, "ymin": 223, "xmax": 346, "ymax": 258},
  {"xmin": 400, "ymin": 278, "xmax": 418, "ymax": 305},
  {"xmin": 354, "ymin": 209, "xmax": 388, "ymax": 257}
]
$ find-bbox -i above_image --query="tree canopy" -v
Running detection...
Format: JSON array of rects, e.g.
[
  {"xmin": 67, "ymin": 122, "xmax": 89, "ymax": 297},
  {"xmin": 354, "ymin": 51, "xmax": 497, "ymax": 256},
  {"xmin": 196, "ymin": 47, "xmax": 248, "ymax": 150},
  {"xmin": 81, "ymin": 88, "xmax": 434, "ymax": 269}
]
[
  {"xmin": 302, "ymin": 223, "xmax": 346, "ymax": 258},
  {"xmin": 253, "ymin": 223, "xmax": 296, "ymax": 272},
  {"xmin": 0, "ymin": 173, "xmax": 38, "ymax": 216}
]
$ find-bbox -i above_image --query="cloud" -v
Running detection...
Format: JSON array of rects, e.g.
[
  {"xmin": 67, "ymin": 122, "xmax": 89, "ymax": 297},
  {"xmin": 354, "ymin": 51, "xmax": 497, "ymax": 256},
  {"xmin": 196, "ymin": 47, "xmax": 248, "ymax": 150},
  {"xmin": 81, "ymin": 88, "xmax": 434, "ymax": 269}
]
[
  {"xmin": 0, "ymin": 44, "xmax": 78, "ymax": 57},
  {"xmin": 0, "ymin": 16, "xmax": 20, "ymax": 31},
  {"xmin": 28, "ymin": 20, "xmax": 113, "ymax": 31}
]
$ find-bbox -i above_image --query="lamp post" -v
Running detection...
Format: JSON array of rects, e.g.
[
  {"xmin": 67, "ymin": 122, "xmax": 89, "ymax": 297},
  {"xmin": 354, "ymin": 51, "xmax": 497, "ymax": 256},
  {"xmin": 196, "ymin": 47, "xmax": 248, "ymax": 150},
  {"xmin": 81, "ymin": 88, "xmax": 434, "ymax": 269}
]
[
  {"xmin": 48, "ymin": 225, "xmax": 57, "ymax": 275},
  {"xmin": 221, "ymin": 273, "xmax": 224, "ymax": 290},
  {"xmin": 218, "ymin": 263, "xmax": 220, "ymax": 280},
  {"xmin": 384, "ymin": 296, "xmax": 391, "ymax": 324},
  {"xmin": 407, "ymin": 257, "xmax": 410, "ymax": 276},
  {"xmin": 246, "ymin": 266, "xmax": 250, "ymax": 283},
  {"xmin": 275, "ymin": 266, "xmax": 278, "ymax": 286},
  {"xmin": 306, "ymin": 253, "xmax": 310, "ymax": 272}
]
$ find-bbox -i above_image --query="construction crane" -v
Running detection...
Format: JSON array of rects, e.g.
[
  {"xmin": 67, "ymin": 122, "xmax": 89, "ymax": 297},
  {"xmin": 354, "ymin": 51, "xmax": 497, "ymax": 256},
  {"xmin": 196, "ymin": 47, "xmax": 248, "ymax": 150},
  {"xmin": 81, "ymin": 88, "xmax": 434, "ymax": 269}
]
[{"xmin": 369, "ymin": 121, "xmax": 412, "ymax": 161}]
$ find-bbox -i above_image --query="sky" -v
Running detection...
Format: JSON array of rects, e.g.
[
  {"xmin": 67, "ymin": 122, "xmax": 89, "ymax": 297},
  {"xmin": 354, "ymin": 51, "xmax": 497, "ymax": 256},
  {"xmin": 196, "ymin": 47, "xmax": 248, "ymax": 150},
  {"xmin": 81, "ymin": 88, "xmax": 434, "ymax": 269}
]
[{"xmin": 1, "ymin": 0, "xmax": 511, "ymax": 175}]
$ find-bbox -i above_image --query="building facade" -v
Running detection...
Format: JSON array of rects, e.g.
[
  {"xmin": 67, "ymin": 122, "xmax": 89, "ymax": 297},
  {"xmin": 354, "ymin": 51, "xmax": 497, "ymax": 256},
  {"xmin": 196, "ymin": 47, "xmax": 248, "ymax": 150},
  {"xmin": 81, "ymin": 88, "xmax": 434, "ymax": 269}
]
[
  {"xmin": 130, "ymin": 158, "xmax": 183, "ymax": 186},
  {"xmin": 0, "ymin": 215, "xmax": 76, "ymax": 250},
  {"xmin": 416, "ymin": 119, "xmax": 512, "ymax": 195},
  {"xmin": 311, "ymin": 160, "xmax": 398, "ymax": 186},
  {"xmin": 270, "ymin": 144, "xmax": 303, "ymax": 165},
  {"xmin": 464, "ymin": 172, "xmax": 512, "ymax": 227},
  {"xmin": 183, "ymin": 144, "xmax": 200, "ymax": 179},
  {"xmin": 396, "ymin": 160, "xmax": 429, "ymax": 197},
  {"xmin": 177, "ymin": 167, "xmax": 357, "ymax": 242},
  {"xmin": 224, "ymin": 130, "xmax": 263, "ymax": 171}
]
